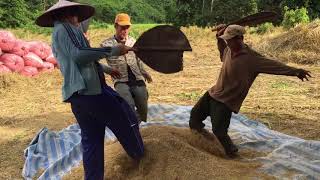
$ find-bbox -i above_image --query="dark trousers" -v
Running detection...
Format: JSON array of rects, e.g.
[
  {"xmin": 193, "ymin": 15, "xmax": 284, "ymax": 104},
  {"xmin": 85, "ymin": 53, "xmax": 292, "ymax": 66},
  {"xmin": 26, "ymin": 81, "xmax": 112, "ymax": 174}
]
[
  {"xmin": 69, "ymin": 85, "xmax": 144, "ymax": 180},
  {"xmin": 189, "ymin": 92, "xmax": 235, "ymax": 154}
]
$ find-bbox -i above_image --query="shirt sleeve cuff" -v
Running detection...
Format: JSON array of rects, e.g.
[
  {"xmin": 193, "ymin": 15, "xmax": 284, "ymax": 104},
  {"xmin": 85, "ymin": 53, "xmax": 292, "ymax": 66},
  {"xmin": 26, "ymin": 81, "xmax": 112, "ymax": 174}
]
[
  {"xmin": 111, "ymin": 46, "xmax": 120, "ymax": 56},
  {"xmin": 100, "ymin": 63, "xmax": 113, "ymax": 74}
]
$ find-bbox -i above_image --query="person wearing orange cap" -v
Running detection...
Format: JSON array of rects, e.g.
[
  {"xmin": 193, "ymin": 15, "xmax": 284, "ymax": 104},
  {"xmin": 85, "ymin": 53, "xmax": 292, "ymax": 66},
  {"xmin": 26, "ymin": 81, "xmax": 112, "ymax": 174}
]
[
  {"xmin": 189, "ymin": 24, "xmax": 311, "ymax": 158},
  {"xmin": 100, "ymin": 13, "xmax": 152, "ymax": 123},
  {"xmin": 36, "ymin": 1, "xmax": 144, "ymax": 179}
]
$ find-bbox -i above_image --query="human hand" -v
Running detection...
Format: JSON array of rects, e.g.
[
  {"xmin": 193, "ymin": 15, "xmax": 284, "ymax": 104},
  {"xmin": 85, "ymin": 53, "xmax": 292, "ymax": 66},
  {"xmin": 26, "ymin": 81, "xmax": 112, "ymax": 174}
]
[
  {"xmin": 110, "ymin": 68, "xmax": 121, "ymax": 79},
  {"xmin": 117, "ymin": 44, "xmax": 132, "ymax": 55},
  {"xmin": 217, "ymin": 24, "xmax": 227, "ymax": 36},
  {"xmin": 296, "ymin": 69, "xmax": 312, "ymax": 81},
  {"xmin": 213, "ymin": 24, "xmax": 227, "ymax": 36},
  {"xmin": 216, "ymin": 24, "xmax": 227, "ymax": 31},
  {"xmin": 144, "ymin": 73, "xmax": 153, "ymax": 83}
]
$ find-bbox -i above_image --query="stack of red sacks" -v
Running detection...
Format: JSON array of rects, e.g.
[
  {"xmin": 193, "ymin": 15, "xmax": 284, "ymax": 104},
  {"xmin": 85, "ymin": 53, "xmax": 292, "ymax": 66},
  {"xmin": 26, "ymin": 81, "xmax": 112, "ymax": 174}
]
[{"xmin": 0, "ymin": 30, "xmax": 58, "ymax": 77}]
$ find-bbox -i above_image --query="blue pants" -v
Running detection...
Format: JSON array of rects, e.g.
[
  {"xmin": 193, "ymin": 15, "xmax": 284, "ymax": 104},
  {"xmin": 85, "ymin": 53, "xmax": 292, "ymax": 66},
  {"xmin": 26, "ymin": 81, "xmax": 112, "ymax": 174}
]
[{"xmin": 69, "ymin": 85, "xmax": 144, "ymax": 180}]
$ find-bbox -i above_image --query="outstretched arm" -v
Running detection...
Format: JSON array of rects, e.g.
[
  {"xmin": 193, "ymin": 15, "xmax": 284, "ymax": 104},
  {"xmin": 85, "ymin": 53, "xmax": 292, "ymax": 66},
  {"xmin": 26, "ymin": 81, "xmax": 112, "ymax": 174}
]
[
  {"xmin": 55, "ymin": 24, "xmax": 120, "ymax": 66},
  {"xmin": 254, "ymin": 56, "xmax": 312, "ymax": 81}
]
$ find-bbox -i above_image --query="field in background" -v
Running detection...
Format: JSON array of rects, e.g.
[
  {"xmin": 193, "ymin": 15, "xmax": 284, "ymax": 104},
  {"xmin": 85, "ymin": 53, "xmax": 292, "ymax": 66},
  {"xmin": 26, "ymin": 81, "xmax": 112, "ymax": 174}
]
[
  {"xmin": 7, "ymin": 23, "xmax": 159, "ymax": 43},
  {"xmin": 10, "ymin": 21, "xmax": 320, "ymax": 64},
  {"xmin": 0, "ymin": 23, "xmax": 319, "ymax": 179},
  {"xmin": 248, "ymin": 20, "xmax": 320, "ymax": 65}
]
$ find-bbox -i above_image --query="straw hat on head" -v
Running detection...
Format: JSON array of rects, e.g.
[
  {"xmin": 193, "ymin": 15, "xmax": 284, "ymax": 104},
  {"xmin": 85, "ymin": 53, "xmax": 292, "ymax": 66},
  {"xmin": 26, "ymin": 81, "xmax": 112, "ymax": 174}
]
[{"xmin": 36, "ymin": 0, "xmax": 95, "ymax": 27}]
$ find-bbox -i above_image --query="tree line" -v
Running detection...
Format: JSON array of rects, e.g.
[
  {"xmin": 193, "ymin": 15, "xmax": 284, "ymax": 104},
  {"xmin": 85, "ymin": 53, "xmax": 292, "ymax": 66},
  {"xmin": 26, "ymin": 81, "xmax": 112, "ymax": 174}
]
[{"xmin": 0, "ymin": 0, "xmax": 319, "ymax": 28}]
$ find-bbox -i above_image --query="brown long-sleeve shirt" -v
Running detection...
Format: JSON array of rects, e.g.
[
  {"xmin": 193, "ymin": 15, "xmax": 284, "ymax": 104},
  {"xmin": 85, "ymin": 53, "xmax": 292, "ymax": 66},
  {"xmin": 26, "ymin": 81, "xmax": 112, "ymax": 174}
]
[{"xmin": 208, "ymin": 38, "xmax": 299, "ymax": 113}]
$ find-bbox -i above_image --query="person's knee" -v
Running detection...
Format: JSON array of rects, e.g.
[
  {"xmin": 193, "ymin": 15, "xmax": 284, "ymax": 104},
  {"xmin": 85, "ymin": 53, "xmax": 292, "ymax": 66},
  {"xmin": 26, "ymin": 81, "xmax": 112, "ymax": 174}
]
[
  {"xmin": 190, "ymin": 106, "xmax": 202, "ymax": 122},
  {"xmin": 115, "ymin": 84, "xmax": 133, "ymax": 101},
  {"xmin": 190, "ymin": 106, "xmax": 198, "ymax": 117},
  {"xmin": 189, "ymin": 112, "xmax": 205, "ymax": 130}
]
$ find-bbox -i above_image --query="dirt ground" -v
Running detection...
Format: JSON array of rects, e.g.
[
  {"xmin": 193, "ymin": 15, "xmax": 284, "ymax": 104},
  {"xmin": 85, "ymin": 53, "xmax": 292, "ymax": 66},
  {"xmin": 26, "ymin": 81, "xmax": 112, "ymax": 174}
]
[{"xmin": 0, "ymin": 27, "xmax": 319, "ymax": 179}]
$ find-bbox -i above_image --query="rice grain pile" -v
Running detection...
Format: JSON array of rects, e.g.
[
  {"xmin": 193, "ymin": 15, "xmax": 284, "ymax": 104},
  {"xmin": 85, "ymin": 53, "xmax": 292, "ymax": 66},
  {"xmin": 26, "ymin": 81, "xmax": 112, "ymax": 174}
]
[{"xmin": 65, "ymin": 126, "xmax": 272, "ymax": 180}]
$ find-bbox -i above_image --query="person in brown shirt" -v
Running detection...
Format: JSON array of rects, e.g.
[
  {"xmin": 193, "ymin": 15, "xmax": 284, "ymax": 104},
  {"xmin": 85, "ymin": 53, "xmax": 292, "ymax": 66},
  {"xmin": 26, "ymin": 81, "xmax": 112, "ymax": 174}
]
[{"xmin": 189, "ymin": 24, "xmax": 311, "ymax": 158}]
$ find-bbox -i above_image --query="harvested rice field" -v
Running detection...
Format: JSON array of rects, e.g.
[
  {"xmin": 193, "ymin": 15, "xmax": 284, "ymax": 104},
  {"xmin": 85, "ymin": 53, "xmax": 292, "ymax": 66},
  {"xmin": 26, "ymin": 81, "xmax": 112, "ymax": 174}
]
[{"xmin": 0, "ymin": 22, "xmax": 319, "ymax": 179}]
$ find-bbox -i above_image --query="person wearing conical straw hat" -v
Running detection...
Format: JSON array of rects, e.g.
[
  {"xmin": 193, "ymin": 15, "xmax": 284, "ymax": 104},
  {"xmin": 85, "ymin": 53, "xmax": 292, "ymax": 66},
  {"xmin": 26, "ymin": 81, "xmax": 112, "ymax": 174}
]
[
  {"xmin": 36, "ymin": 1, "xmax": 144, "ymax": 179},
  {"xmin": 189, "ymin": 24, "xmax": 311, "ymax": 158},
  {"xmin": 68, "ymin": 0, "xmax": 91, "ymax": 40}
]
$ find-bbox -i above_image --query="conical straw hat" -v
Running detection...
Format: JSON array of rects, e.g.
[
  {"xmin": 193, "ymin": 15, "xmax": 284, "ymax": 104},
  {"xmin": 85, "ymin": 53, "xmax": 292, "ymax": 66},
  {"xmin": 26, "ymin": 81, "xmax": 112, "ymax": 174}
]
[{"xmin": 36, "ymin": 0, "xmax": 95, "ymax": 27}]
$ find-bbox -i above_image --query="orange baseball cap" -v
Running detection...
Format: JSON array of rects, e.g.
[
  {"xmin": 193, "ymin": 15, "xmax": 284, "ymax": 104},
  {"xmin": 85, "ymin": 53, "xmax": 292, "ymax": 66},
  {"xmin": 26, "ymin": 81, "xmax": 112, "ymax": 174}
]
[{"xmin": 115, "ymin": 13, "xmax": 132, "ymax": 26}]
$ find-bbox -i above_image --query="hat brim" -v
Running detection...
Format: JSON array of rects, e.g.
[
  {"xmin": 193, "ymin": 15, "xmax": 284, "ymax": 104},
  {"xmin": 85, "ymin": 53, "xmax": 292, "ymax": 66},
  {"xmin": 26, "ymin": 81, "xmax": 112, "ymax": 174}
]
[
  {"xmin": 219, "ymin": 34, "xmax": 236, "ymax": 40},
  {"xmin": 116, "ymin": 21, "xmax": 132, "ymax": 26},
  {"xmin": 36, "ymin": 4, "xmax": 95, "ymax": 27}
]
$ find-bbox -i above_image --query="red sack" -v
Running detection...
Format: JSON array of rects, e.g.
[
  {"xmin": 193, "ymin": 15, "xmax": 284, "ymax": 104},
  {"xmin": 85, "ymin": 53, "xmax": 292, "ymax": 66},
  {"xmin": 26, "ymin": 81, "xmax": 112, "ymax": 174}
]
[
  {"xmin": 0, "ymin": 53, "xmax": 24, "ymax": 72},
  {"xmin": 45, "ymin": 53, "xmax": 58, "ymax": 65},
  {"xmin": 0, "ymin": 30, "xmax": 16, "ymax": 52},
  {"xmin": 9, "ymin": 40, "xmax": 29, "ymax": 56},
  {"xmin": 23, "ymin": 52, "xmax": 44, "ymax": 68},
  {"xmin": 0, "ymin": 48, "xmax": 2, "ymax": 55},
  {"xmin": 0, "ymin": 64, "xmax": 12, "ymax": 74},
  {"xmin": 19, "ymin": 66, "xmax": 38, "ymax": 77},
  {"xmin": 28, "ymin": 41, "xmax": 51, "ymax": 59},
  {"xmin": 39, "ymin": 62, "xmax": 54, "ymax": 72}
]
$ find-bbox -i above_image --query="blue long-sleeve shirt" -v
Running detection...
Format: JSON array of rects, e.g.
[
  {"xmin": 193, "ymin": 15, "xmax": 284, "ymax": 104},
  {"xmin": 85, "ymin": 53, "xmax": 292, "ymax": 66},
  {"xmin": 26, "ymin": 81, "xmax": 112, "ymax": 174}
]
[{"xmin": 52, "ymin": 21, "xmax": 120, "ymax": 101}]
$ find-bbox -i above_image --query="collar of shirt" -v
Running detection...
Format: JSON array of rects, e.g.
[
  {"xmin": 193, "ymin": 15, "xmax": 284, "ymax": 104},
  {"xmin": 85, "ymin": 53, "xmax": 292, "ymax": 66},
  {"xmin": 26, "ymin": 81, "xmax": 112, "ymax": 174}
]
[
  {"xmin": 114, "ymin": 35, "xmax": 127, "ymax": 44},
  {"xmin": 231, "ymin": 45, "xmax": 249, "ymax": 58}
]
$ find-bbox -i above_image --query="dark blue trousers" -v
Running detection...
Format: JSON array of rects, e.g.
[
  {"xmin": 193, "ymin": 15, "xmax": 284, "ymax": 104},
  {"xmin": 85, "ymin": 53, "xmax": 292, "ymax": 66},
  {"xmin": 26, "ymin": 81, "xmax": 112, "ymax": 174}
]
[{"xmin": 69, "ymin": 85, "xmax": 144, "ymax": 180}]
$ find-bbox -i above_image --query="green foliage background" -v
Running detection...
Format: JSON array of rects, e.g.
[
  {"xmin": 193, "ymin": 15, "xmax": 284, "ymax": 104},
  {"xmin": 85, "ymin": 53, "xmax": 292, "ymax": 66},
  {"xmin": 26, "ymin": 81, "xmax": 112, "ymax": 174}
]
[{"xmin": 0, "ymin": 0, "xmax": 319, "ymax": 29}]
